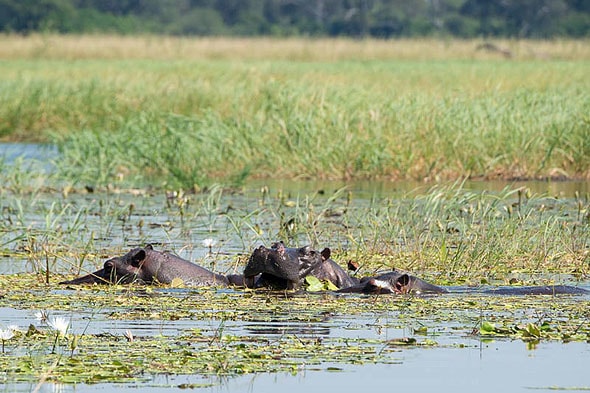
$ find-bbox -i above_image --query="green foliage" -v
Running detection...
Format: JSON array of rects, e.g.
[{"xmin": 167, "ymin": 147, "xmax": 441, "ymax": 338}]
[
  {"xmin": 0, "ymin": 54, "xmax": 588, "ymax": 188},
  {"xmin": 8, "ymin": 59, "xmax": 577, "ymax": 187},
  {"xmin": 0, "ymin": 0, "xmax": 588, "ymax": 37}
]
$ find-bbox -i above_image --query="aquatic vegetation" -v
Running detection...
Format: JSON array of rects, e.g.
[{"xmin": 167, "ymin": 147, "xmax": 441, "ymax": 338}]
[{"xmin": 0, "ymin": 270, "xmax": 589, "ymax": 385}]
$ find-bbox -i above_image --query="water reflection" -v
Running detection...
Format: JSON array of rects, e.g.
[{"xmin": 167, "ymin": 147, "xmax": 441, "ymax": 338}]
[
  {"xmin": 248, "ymin": 178, "xmax": 590, "ymax": 199},
  {"xmin": 4, "ymin": 341, "xmax": 589, "ymax": 393},
  {"xmin": 243, "ymin": 321, "xmax": 331, "ymax": 337}
]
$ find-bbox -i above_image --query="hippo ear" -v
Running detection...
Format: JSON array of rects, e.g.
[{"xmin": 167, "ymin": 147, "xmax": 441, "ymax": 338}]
[
  {"xmin": 271, "ymin": 241, "xmax": 285, "ymax": 249},
  {"xmin": 394, "ymin": 274, "xmax": 411, "ymax": 294},
  {"xmin": 145, "ymin": 244, "xmax": 154, "ymax": 250},
  {"xmin": 321, "ymin": 248, "xmax": 331, "ymax": 261},
  {"xmin": 272, "ymin": 241, "xmax": 286, "ymax": 253},
  {"xmin": 130, "ymin": 249, "xmax": 147, "ymax": 267}
]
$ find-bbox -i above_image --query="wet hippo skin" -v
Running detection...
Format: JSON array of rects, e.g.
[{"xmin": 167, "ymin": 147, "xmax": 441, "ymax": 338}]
[{"xmin": 60, "ymin": 244, "xmax": 231, "ymax": 286}]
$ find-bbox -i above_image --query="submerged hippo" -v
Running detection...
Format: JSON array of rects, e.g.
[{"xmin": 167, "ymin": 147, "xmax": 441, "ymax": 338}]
[
  {"xmin": 243, "ymin": 242, "xmax": 324, "ymax": 289},
  {"xmin": 246, "ymin": 242, "xmax": 588, "ymax": 296},
  {"xmin": 337, "ymin": 271, "xmax": 448, "ymax": 295},
  {"xmin": 312, "ymin": 247, "xmax": 360, "ymax": 289},
  {"xmin": 336, "ymin": 272, "xmax": 589, "ymax": 296},
  {"xmin": 60, "ymin": 244, "xmax": 234, "ymax": 287},
  {"xmin": 244, "ymin": 242, "xmax": 360, "ymax": 290}
]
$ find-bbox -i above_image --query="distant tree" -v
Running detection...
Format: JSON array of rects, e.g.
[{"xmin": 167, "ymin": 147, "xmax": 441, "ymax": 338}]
[
  {"xmin": 501, "ymin": 0, "xmax": 568, "ymax": 37},
  {"xmin": 168, "ymin": 7, "xmax": 225, "ymax": 35},
  {"xmin": 0, "ymin": 0, "xmax": 588, "ymax": 37},
  {"xmin": 0, "ymin": 0, "xmax": 76, "ymax": 33}
]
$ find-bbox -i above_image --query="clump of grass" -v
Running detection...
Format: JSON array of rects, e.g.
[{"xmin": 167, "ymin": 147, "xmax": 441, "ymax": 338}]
[
  {"xmin": 1, "ymin": 38, "xmax": 589, "ymax": 186},
  {"xmin": 51, "ymin": 83, "xmax": 590, "ymax": 189}
]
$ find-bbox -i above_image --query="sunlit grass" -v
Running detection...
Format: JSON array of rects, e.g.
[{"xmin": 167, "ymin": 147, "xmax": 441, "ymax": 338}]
[
  {"xmin": 0, "ymin": 36, "xmax": 589, "ymax": 185},
  {"xmin": 1, "ymin": 177, "xmax": 588, "ymax": 284},
  {"xmin": 1, "ymin": 35, "xmax": 589, "ymax": 61}
]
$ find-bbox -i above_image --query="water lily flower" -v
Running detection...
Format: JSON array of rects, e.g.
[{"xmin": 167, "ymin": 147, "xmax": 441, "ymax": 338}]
[
  {"xmin": 123, "ymin": 329, "xmax": 134, "ymax": 342},
  {"xmin": 0, "ymin": 328, "xmax": 14, "ymax": 341},
  {"xmin": 202, "ymin": 238, "xmax": 216, "ymax": 249},
  {"xmin": 0, "ymin": 328, "xmax": 14, "ymax": 353},
  {"xmin": 48, "ymin": 316, "xmax": 69, "ymax": 337},
  {"xmin": 35, "ymin": 310, "xmax": 49, "ymax": 323},
  {"xmin": 7, "ymin": 325, "xmax": 21, "ymax": 333}
]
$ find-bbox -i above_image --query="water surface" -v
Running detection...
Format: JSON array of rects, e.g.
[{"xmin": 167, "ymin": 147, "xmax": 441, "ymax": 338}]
[{"xmin": 1, "ymin": 144, "xmax": 589, "ymax": 392}]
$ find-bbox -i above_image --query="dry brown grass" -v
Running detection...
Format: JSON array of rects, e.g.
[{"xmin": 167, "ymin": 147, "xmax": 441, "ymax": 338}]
[{"xmin": 0, "ymin": 34, "xmax": 589, "ymax": 61}]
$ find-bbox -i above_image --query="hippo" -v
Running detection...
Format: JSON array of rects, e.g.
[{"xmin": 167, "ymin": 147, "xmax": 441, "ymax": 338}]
[
  {"xmin": 312, "ymin": 248, "xmax": 360, "ymax": 289},
  {"xmin": 243, "ymin": 242, "xmax": 324, "ymax": 289},
  {"xmin": 337, "ymin": 271, "xmax": 448, "ymax": 295},
  {"xmin": 60, "ymin": 244, "xmax": 233, "ymax": 287},
  {"xmin": 336, "ymin": 272, "xmax": 589, "ymax": 296},
  {"xmin": 245, "ymin": 242, "xmax": 588, "ymax": 296}
]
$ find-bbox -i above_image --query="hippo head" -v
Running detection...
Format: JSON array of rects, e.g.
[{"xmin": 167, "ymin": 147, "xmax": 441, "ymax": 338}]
[
  {"xmin": 101, "ymin": 245, "xmax": 153, "ymax": 284},
  {"xmin": 243, "ymin": 242, "xmax": 323, "ymax": 289},
  {"xmin": 60, "ymin": 245, "xmax": 154, "ymax": 285},
  {"xmin": 358, "ymin": 272, "xmax": 446, "ymax": 295},
  {"xmin": 362, "ymin": 274, "xmax": 411, "ymax": 294}
]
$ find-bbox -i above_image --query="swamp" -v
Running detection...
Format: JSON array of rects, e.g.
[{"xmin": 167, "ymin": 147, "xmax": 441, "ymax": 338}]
[{"xmin": 0, "ymin": 36, "xmax": 589, "ymax": 392}]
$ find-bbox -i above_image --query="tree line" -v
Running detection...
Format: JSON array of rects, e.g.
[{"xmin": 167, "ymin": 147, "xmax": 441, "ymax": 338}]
[{"xmin": 1, "ymin": 0, "xmax": 588, "ymax": 38}]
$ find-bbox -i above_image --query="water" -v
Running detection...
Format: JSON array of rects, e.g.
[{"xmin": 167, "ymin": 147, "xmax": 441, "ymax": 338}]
[
  {"xmin": 0, "ymin": 142, "xmax": 58, "ymax": 172},
  {"xmin": 9, "ymin": 344, "xmax": 590, "ymax": 393},
  {"xmin": 1, "ymin": 144, "xmax": 589, "ymax": 392}
]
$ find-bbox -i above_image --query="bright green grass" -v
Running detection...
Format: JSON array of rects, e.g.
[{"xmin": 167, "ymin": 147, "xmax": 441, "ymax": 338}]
[{"xmin": 1, "ymin": 56, "xmax": 589, "ymax": 188}]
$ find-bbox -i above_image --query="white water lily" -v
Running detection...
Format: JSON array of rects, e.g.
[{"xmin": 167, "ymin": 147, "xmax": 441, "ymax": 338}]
[
  {"xmin": 35, "ymin": 310, "xmax": 49, "ymax": 323},
  {"xmin": 123, "ymin": 329, "xmax": 134, "ymax": 342},
  {"xmin": 0, "ymin": 328, "xmax": 14, "ymax": 341},
  {"xmin": 6, "ymin": 325, "xmax": 21, "ymax": 333},
  {"xmin": 48, "ymin": 316, "xmax": 69, "ymax": 336},
  {"xmin": 0, "ymin": 328, "xmax": 14, "ymax": 353},
  {"xmin": 202, "ymin": 238, "xmax": 216, "ymax": 248}
]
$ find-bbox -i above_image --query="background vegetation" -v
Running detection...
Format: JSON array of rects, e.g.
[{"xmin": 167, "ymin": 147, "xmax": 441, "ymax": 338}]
[
  {"xmin": 0, "ymin": 0, "xmax": 589, "ymax": 38},
  {"xmin": 0, "ymin": 36, "xmax": 588, "ymax": 189}
]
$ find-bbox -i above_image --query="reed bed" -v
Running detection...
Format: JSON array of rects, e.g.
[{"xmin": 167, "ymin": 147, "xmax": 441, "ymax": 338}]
[
  {"xmin": 1, "ymin": 35, "xmax": 589, "ymax": 61},
  {"xmin": 0, "ymin": 35, "xmax": 589, "ymax": 186}
]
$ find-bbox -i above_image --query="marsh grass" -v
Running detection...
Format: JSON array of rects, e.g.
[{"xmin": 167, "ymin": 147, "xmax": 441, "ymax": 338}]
[
  {"xmin": 1, "ymin": 171, "xmax": 587, "ymax": 283},
  {"xmin": 0, "ymin": 36, "xmax": 589, "ymax": 186},
  {"xmin": 2, "ymin": 35, "xmax": 590, "ymax": 61},
  {"xmin": 0, "ymin": 178, "xmax": 589, "ymax": 386}
]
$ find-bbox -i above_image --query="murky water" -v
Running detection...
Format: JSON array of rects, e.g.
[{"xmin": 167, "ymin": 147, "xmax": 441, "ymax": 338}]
[
  {"xmin": 1, "ymin": 144, "xmax": 589, "ymax": 392},
  {"xmin": 7, "ymin": 343, "xmax": 590, "ymax": 393}
]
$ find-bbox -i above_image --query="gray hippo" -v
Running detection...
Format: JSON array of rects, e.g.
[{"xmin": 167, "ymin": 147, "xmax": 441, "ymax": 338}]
[
  {"xmin": 246, "ymin": 242, "xmax": 588, "ymax": 296},
  {"xmin": 243, "ymin": 242, "xmax": 359, "ymax": 290},
  {"xmin": 337, "ymin": 271, "xmax": 448, "ymax": 295},
  {"xmin": 243, "ymin": 242, "xmax": 324, "ymax": 289},
  {"xmin": 60, "ymin": 244, "xmax": 236, "ymax": 287},
  {"xmin": 313, "ymin": 247, "xmax": 360, "ymax": 289},
  {"xmin": 336, "ymin": 271, "xmax": 589, "ymax": 296}
]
